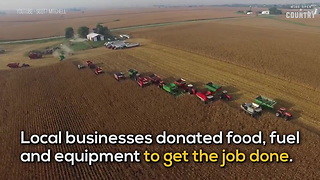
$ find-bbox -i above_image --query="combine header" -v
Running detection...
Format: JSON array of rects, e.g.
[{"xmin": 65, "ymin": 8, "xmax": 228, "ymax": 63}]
[{"xmin": 255, "ymin": 95, "xmax": 277, "ymax": 109}]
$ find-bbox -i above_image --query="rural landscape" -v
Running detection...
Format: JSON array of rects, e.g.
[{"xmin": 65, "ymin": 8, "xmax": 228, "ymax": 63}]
[{"xmin": 0, "ymin": 2, "xmax": 320, "ymax": 180}]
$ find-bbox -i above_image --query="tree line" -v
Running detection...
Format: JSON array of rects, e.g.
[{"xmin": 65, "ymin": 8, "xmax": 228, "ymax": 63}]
[{"xmin": 65, "ymin": 24, "xmax": 112, "ymax": 39}]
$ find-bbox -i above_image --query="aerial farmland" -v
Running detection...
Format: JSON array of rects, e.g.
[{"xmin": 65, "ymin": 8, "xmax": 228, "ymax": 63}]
[{"xmin": 0, "ymin": 2, "xmax": 319, "ymax": 180}]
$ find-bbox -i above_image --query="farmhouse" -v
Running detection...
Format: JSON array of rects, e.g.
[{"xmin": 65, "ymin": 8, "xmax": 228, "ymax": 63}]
[
  {"xmin": 86, "ymin": 33, "xmax": 105, "ymax": 41},
  {"xmin": 261, "ymin": 10, "xmax": 270, "ymax": 15}
]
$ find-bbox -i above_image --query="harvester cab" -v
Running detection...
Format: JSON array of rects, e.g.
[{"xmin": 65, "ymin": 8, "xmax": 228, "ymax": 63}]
[
  {"xmin": 276, "ymin": 108, "xmax": 292, "ymax": 120},
  {"xmin": 186, "ymin": 84, "xmax": 197, "ymax": 94}
]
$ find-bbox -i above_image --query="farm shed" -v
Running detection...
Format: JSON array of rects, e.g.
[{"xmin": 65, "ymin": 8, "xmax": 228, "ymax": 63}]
[
  {"xmin": 261, "ymin": 11, "xmax": 270, "ymax": 15},
  {"xmin": 86, "ymin": 33, "xmax": 105, "ymax": 41}
]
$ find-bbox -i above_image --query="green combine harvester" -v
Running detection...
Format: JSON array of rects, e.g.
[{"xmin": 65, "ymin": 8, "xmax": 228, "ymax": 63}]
[
  {"xmin": 255, "ymin": 95, "xmax": 277, "ymax": 109},
  {"xmin": 128, "ymin": 69, "xmax": 139, "ymax": 79},
  {"xmin": 206, "ymin": 82, "xmax": 222, "ymax": 93},
  {"xmin": 59, "ymin": 51, "xmax": 65, "ymax": 61},
  {"xmin": 162, "ymin": 83, "xmax": 180, "ymax": 95}
]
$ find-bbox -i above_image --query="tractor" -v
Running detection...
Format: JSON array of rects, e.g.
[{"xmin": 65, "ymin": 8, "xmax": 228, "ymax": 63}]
[
  {"xmin": 241, "ymin": 103, "xmax": 262, "ymax": 117},
  {"xmin": 114, "ymin": 72, "xmax": 126, "ymax": 81},
  {"xmin": 128, "ymin": 69, "xmax": 139, "ymax": 80},
  {"xmin": 29, "ymin": 51, "xmax": 42, "ymax": 59},
  {"xmin": 21, "ymin": 63, "xmax": 30, "ymax": 67},
  {"xmin": 147, "ymin": 74, "xmax": 162, "ymax": 85},
  {"xmin": 219, "ymin": 90, "xmax": 232, "ymax": 101},
  {"xmin": 275, "ymin": 108, "xmax": 293, "ymax": 120},
  {"xmin": 95, "ymin": 67, "xmax": 103, "ymax": 75},
  {"xmin": 196, "ymin": 90, "xmax": 214, "ymax": 104}
]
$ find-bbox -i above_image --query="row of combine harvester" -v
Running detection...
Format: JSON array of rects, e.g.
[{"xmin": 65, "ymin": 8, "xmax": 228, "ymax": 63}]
[
  {"xmin": 79, "ymin": 62, "xmax": 292, "ymax": 121},
  {"xmin": 115, "ymin": 69, "xmax": 232, "ymax": 102}
]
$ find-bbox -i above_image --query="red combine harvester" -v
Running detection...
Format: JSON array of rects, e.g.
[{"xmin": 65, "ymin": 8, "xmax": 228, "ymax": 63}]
[
  {"xmin": 7, "ymin": 63, "xmax": 20, "ymax": 68},
  {"xmin": 86, "ymin": 60, "xmax": 96, "ymax": 69},
  {"xmin": 136, "ymin": 74, "xmax": 149, "ymax": 87},
  {"xmin": 196, "ymin": 90, "xmax": 214, "ymax": 104},
  {"xmin": 29, "ymin": 51, "xmax": 42, "ymax": 59},
  {"xmin": 147, "ymin": 74, "xmax": 162, "ymax": 85},
  {"xmin": 275, "ymin": 108, "xmax": 293, "ymax": 120},
  {"xmin": 174, "ymin": 78, "xmax": 196, "ymax": 94},
  {"xmin": 7, "ymin": 63, "xmax": 30, "ymax": 68},
  {"xmin": 95, "ymin": 67, "xmax": 103, "ymax": 75},
  {"xmin": 114, "ymin": 72, "xmax": 126, "ymax": 81}
]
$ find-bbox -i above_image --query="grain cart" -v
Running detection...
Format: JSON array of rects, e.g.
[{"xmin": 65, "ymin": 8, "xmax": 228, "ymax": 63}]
[
  {"xmin": 275, "ymin": 108, "xmax": 293, "ymax": 120},
  {"xmin": 114, "ymin": 72, "xmax": 126, "ymax": 81},
  {"xmin": 255, "ymin": 95, "xmax": 277, "ymax": 109},
  {"xmin": 241, "ymin": 103, "xmax": 262, "ymax": 117},
  {"xmin": 206, "ymin": 82, "xmax": 222, "ymax": 93}
]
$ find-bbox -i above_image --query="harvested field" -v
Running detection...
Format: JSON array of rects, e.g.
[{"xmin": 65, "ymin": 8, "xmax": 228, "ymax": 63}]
[
  {"xmin": 131, "ymin": 20, "xmax": 320, "ymax": 89},
  {"xmin": 0, "ymin": 62, "xmax": 319, "ymax": 179},
  {"xmin": 0, "ymin": 7, "xmax": 247, "ymax": 40}
]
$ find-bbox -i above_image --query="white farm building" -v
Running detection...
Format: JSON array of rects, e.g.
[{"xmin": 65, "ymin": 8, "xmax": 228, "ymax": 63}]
[
  {"xmin": 86, "ymin": 33, "xmax": 105, "ymax": 41},
  {"xmin": 261, "ymin": 10, "xmax": 270, "ymax": 15}
]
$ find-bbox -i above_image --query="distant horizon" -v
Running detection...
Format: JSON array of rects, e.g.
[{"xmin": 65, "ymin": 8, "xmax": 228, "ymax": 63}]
[{"xmin": 1, "ymin": 0, "xmax": 320, "ymax": 11}]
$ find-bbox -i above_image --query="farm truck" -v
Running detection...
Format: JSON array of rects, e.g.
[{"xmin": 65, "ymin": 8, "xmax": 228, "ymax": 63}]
[{"xmin": 241, "ymin": 103, "xmax": 262, "ymax": 117}]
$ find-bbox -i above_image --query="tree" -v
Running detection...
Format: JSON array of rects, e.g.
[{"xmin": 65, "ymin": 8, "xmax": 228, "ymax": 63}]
[
  {"xmin": 96, "ymin": 24, "xmax": 113, "ymax": 39},
  {"xmin": 269, "ymin": 6, "xmax": 282, "ymax": 15},
  {"xmin": 65, "ymin": 27, "xmax": 74, "ymax": 38},
  {"xmin": 77, "ymin": 26, "xmax": 89, "ymax": 38}
]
